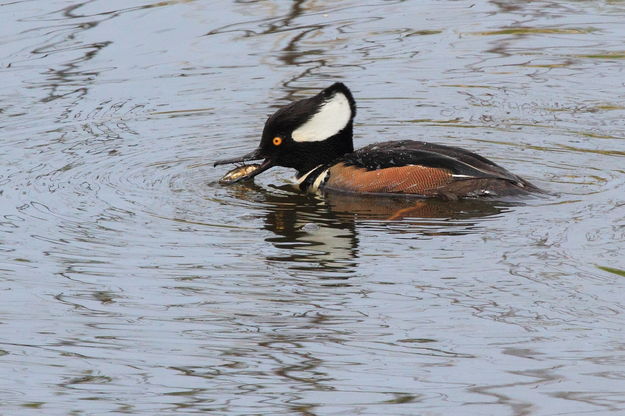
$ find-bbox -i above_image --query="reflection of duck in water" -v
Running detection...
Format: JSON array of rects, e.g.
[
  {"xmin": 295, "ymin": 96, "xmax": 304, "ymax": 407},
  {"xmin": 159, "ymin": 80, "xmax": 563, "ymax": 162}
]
[
  {"xmin": 322, "ymin": 191, "xmax": 512, "ymax": 221},
  {"xmin": 223, "ymin": 180, "xmax": 510, "ymax": 223},
  {"xmin": 221, "ymin": 181, "xmax": 511, "ymax": 273},
  {"xmin": 215, "ymin": 83, "xmax": 542, "ymax": 199}
]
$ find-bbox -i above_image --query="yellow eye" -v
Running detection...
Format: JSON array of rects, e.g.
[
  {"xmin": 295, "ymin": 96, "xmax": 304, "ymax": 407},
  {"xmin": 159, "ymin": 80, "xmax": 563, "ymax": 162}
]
[{"xmin": 272, "ymin": 137, "xmax": 283, "ymax": 146}]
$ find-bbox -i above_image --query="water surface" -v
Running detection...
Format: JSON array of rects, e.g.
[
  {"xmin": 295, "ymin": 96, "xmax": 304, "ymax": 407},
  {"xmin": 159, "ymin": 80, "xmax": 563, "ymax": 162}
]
[{"xmin": 1, "ymin": 0, "xmax": 625, "ymax": 414}]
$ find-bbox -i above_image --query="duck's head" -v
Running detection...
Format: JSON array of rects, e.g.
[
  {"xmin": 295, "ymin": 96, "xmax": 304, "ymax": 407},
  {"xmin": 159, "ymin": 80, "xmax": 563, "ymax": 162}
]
[{"xmin": 214, "ymin": 83, "xmax": 356, "ymax": 181}]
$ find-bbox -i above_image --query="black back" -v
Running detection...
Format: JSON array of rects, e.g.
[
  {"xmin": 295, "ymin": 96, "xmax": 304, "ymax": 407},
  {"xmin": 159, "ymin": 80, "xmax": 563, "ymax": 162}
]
[{"xmin": 342, "ymin": 140, "xmax": 525, "ymax": 185}]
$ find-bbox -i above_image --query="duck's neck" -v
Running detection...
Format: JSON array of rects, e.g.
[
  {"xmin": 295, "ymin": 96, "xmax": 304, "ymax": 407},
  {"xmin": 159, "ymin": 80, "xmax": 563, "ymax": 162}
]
[{"xmin": 292, "ymin": 123, "xmax": 354, "ymax": 176}]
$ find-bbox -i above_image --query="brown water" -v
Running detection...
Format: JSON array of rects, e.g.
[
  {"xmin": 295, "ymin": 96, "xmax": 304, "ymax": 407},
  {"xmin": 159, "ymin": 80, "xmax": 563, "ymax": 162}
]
[{"xmin": 1, "ymin": 0, "xmax": 625, "ymax": 415}]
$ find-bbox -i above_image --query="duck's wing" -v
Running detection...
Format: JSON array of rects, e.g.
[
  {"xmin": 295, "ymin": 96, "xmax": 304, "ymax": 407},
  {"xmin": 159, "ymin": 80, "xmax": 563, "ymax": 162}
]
[
  {"xmin": 345, "ymin": 140, "xmax": 523, "ymax": 182},
  {"xmin": 323, "ymin": 140, "xmax": 538, "ymax": 195}
]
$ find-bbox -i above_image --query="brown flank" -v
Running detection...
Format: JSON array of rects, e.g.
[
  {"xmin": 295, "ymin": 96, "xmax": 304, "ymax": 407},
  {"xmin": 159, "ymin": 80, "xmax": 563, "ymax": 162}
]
[{"xmin": 325, "ymin": 163, "xmax": 454, "ymax": 195}]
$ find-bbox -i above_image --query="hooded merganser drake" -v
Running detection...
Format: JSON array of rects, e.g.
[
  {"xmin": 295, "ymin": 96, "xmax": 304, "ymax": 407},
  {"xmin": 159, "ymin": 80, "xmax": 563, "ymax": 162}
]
[{"xmin": 214, "ymin": 83, "xmax": 541, "ymax": 199}]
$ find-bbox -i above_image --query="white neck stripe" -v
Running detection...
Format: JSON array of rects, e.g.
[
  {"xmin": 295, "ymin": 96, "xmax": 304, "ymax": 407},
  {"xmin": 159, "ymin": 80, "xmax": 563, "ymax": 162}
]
[{"xmin": 295, "ymin": 165, "xmax": 322, "ymax": 185}]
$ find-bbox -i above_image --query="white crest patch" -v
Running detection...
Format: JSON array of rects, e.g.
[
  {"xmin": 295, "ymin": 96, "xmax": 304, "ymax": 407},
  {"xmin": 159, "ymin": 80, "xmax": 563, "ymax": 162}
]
[{"xmin": 292, "ymin": 93, "xmax": 352, "ymax": 142}]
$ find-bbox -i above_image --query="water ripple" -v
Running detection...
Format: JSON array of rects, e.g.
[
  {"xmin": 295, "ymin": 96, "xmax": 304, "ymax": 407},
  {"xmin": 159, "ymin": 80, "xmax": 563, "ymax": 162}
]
[{"xmin": 2, "ymin": 0, "xmax": 625, "ymax": 415}]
